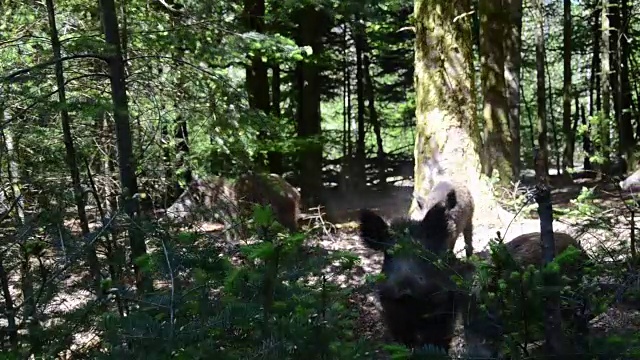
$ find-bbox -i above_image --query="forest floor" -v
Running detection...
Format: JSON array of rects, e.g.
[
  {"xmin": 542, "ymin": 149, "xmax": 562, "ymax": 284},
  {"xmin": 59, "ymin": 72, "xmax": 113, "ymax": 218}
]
[{"xmin": 6, "ymin": 172, "xmax": 640, "ymax": 358}]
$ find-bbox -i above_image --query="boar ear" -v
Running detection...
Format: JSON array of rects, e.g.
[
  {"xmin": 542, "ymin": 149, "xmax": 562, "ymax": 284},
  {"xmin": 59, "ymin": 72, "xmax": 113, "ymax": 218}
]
[
  {"xmin": 421, "ymin": 202, "xmax": 448, "ymax": 227},
  {"xmin": 445, "ymin": 189, "xmax": 457, "ymax": 209},
  {"xmin": 420, "ymin": 202, "xmax": 450, "ymax": 243},
  {"xmin": 359, "ymin": 209, "xmax": 392, "ymax": 251}
]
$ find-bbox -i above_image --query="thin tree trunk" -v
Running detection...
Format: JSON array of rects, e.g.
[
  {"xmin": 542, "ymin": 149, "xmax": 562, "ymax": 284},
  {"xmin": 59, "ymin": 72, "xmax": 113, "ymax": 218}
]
[
  {"xmin": 562, "ymin": 0, "xmax": 574, "ymax": 171},
  {"xmin": 0, "ymin": 260, "xmax": 17, "ymax": 350},
  {"xmin": 269, "ymin": 64, "xmax": 284, "ymax": 173},
  {"xmin": 46, "ymin": 0, "xmax": 102, "ymax": 295},
  {"xmin": 609, "ymin": 0, "xmax": 621, "ymax": 150},
  {"xmin": 505, "ymin": 0, "xmax": 523, "ymax": 179},
  {"xmin": 586, "ymin": 4, "xmax": 600, "ymax": 170},
  {"xmin": 619, "ymin": 0, "xmax": 634, "ymax": 162},
  {"xmin": 354, "ymin": 13, "xmax": 367, "ymax": 190},
  {"xmin": 535, "ymin": 187, "xmax": 568, "ymax": 355},
  {"xmin": 360, "ymin": 17, "xmax": 386, "ymax": 189},
  {"xmin": 99, "ymin": 0, "xmax": 151, "ymax": 293},
  {"xmin": 3, "ymin": 126, "xmax": 24, "ymax": 223},
  {"xmin": 4, "ymin": 124, "xmax": 38, "ymax": 350},
  {"xmin": 545, "ymin": 56, "xmax": 561, "ymax": 174},
  {"xmin": 581, "ymin": 104, "xmax": 592, "ymax": 169},
  {"xmin": 601, "ymin": 0, "xmax": 612, "ymax": 172},
  {"xmin": 0, "ymin": 110, "xmax": 18, "ymax": 351},
  {"xmin": 342, "ymin": 23, "xmax": 353, "ymax": 193},
  {"xmin": 174, "ymin": 115, "xmax": 191, "ymax": 193},
  {"xmin": 535, "ymin": 0, "xmax": 549, "ymax": 182}
]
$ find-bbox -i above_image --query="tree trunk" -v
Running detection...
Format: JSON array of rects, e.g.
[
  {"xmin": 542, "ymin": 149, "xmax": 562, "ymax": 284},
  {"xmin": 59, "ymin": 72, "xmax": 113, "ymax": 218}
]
[
  {"xmin": 480, "ymin": 0, "xmax": 512, "ymax": 185},
  {"xmin": 545, "ymin": 56, "xmax": 561, "ymax": 174},
  {"xmin": 609, "ymin": 0, "xmax": 621, "ymax": 150},
  {"xmin": 412, "ymin": 0, "xmax": 511, "ymax": 228},
  {"xmin": 243, "ymin": 0, "xmax": 282, "ymax": 174},
  {"xmin": 0, "ymin": 260, "xmax": 17, "ymax": 350},
  {"xmin": 294, "ymin": 6, "xmax": 327, "ymax": 207},
  {"xmin": 601, "ymin": 0, "xmax": 611, "ymax": 172},
  {"xmin": 581, "ymin": 104, "xmax": 592, "ymax": 169},
  {"xmin": 342, "ymin": 22, "xmax": 354, "ymax": 193},
  {"xmin": 170, "ymin": 21, "xmax": 192, "ymax": 197},
  {"xmin": 535, "ymin": 0, "xmax": 549, "ymax": 182},
  {"xmin": 269, "ymin": 64, "xmax": 284, "ymax": 173},
  {"xmin": 174, "ymin": 115, "xmax": 191, "ymax": 191},
  {"xmin": 505, "ymin": 0, "xmax": 523, "ymax": 180},
  {"xmin": 586, "ymin": 5, "xmax": 600, "ymax": 170},
  {"xmin": 535, "ymin": 187, "xmax": 569, "ymax": 355},
  {"xmin": 354, "ymin": 14, "xmax": 367, "ymax": 190},
  {"xmin": 363, "ymin": 38, "xmax": 386, "ymax": 189},
  {"xmin": 99, "ymin": 0, "xmax": 151, "ymax": 293},
  {"xmin": 619, "ymin": 0, "xmax": 634, "ymax": 162},
  {"xmin": 46, "ymin": 0, "xmax": 102, "ymax": 295},
  {"xmin": 561, "ymin": 0, "xmax": 574, "ymax": 171},
  {"xmin": 354, "ymin": 13, "xmax": 386, "ymax": 189}
]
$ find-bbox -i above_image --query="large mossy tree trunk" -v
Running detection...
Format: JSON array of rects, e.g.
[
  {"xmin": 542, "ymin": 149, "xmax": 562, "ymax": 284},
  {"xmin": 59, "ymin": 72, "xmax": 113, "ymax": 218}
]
[
  {"xmin": 412, "ymin": 0, "xmax": 510, "ymax": 227},
  {"xmin": 480, "ymin": 0, "xmax": 512, "ymax": 186}
]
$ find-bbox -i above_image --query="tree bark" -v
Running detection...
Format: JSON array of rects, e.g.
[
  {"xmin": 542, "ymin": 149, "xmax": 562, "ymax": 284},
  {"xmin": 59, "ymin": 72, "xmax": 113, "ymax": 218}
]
[
  {"xmin": 609, "ymin": 0, "xmax": 621, "ymax": 149},
  {"xmin": 99, "ymin": 0, "xmax": 151, "ymax": 293},
  {"xmin": 269, "ymin": 64, "xmax": 284, "ymax": 173},
  {"xmin": 294, "ymin": 6, "xmax": 328, "ymax": 206},
  {"xmin": 586, "ymin": 4, "xmax": 601, "ymax": 170},
  {"xmin": 480, "ymin": 0, "xmax": 512, "ymax": 185},
  {"xmin": 243, "ymin": 0, "xmax": 282, "ymax": 174},
  {"xmin": 354, "ymin": 13, "xmax": 367, "ymax": 190},
  {"xmin": 535, "ymin": 0, "xmax": 549, "ymax": 182},
  {"xmin": 601, "ymin": 0, "xmax": 612, "ymax": 172},
  {"xmin": 561, "ymin": 0, "xmax": 574, "ymax": 171},
  {"xmin": 412, "ymin": 0, "xmax": 511, "ymax": 228},
  {"xmin": 535, "ymin": 187, "xmax": 568, "ymax": 355},
  {"xmin": 363, "ymin": 39, "xmax": 386, "ymax": 189},
  {"xmin": 619, "ymin": 0, "xmax": 634, "ymax": 162},
  {"xmin": 504, "ymin": 0, "xmax": 523, "ymax": 180}
]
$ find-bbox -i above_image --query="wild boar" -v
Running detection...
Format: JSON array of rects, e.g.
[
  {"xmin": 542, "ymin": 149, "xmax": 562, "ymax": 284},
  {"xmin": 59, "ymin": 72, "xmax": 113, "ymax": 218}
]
[
  {"xmin": 234, "ymin": 172, "xmax": 301, "ymax": 233},
  {"xmin": 164, "ymin": 173, "xmax": 301, "ymax": 238},
  {"xmin": 359, "ymin": 201, "xmax": 468, "ymax": 351},
  {"xmin": 413, "ymin": 180, "xmax": 475, "ymax": 258}
]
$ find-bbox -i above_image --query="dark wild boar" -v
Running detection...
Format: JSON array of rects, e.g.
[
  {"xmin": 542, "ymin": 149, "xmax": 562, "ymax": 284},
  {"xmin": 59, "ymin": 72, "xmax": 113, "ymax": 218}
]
[
  {"xmin": 464, "ymin": 232, "xmax": 589, "ymax": 358},
  {"xmin": 360, "ymin": 218, "xmax": 589, "ymax": 356},
  {"xmin": 476, "ymin": 231, "xmax": 586, "ymax": 266},
  {"xmin": 608, "ymin": 154, "xmax": 628, "ymax": 179},
  {"xmin": 359, "ymin": 202, "xmax": 469, "ymax": 352}
]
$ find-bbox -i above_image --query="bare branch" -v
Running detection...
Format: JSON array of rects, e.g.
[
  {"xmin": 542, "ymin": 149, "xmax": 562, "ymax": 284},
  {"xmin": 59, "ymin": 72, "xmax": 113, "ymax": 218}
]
[{"xmin": 2, "ymin": 54, "xmax": 108, "ymax": 83}]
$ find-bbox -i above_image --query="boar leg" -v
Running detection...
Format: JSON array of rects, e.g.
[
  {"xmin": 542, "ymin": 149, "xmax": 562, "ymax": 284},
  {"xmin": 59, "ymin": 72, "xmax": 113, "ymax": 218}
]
[{"xmin": 463, "ymin": 222, "xmax": 474, "ymax": 258}]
